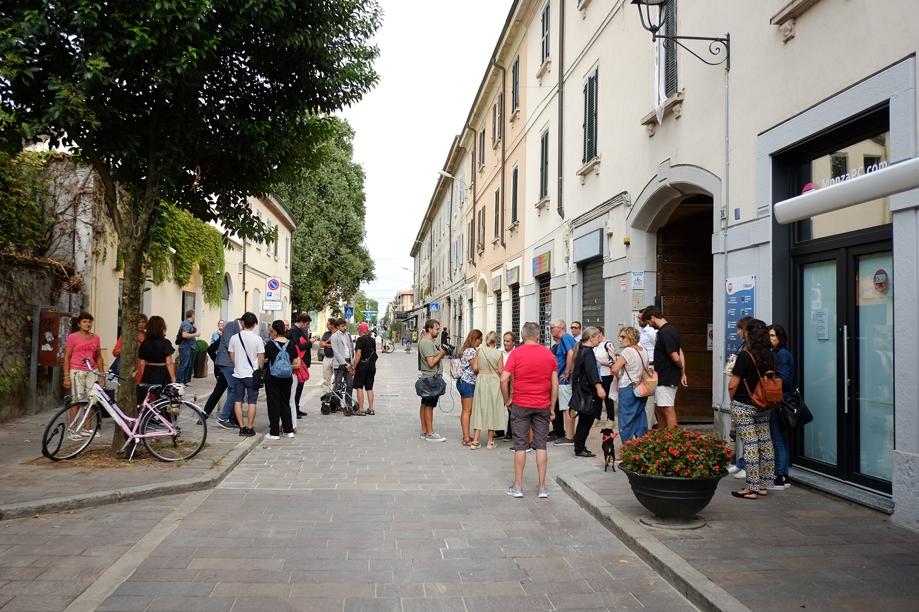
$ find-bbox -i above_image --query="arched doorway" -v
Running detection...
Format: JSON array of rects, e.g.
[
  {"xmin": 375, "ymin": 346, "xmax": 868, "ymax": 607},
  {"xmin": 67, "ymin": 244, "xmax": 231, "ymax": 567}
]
[
  {"xmin": 475, "ymin": 277, "xmax": 489, "ymax": 332},
  {"xmin": 630, "ymin": 163, "xmax": 720, "ymax": 424}
]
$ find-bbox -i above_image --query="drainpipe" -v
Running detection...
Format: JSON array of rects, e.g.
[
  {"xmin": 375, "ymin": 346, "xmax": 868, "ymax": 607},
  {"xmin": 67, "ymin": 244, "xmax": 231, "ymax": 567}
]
[
  {"xmin": 491, "ymin": 61, "xmax": 508, "ymax": 249},
  {"xmin": 556, "ymin": 0, "xmax": 566, "ymax": 220}
]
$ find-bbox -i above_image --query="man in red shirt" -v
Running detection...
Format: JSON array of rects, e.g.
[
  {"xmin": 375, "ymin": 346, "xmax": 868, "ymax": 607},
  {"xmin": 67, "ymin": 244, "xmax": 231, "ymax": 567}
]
[{"xmin": 500, "ymin": 321, "xmax": 558, "ymax": 499}]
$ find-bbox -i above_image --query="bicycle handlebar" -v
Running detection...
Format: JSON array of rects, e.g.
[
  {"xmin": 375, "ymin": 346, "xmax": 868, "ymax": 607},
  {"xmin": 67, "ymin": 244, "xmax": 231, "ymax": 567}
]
[{"xmin": 82, "ymin": 358, "xmax": 124, "ymax": 382}]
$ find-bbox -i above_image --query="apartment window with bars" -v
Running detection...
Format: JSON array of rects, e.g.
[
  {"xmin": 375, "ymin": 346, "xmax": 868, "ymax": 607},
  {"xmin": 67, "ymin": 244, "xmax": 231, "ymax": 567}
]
[
  {"xmin": 510, "ymin": 285, "xmax": 520, "ymax": 337},
  {"xmin": 583, "ymin": 69, "xmax": 598, "ymax": 163},
  {"xmin": 511, "ymin": 165, "xmax": 519, "ymax": 224},
  {"xmin": 493, "ymin": 189, "xmax": 500, "ymax": 239},
  {"xmin": 664, "ymin": 0, "xmax": 678, "ymax": 97},
  {"xmin": 540, "ymin": 2, "xmax": 551, "ymax": 65},
  {"xmin": 539, "ymin": 131, "xmax": 549, "ymax": 200},
  {"xmin": 511, "ymin": 56, "xmax": 520, "ymax": 112},
  {"xmin": 495, "ymin": 290, "xmax": 502, "ymax": 333},
  {"xmin": 478, "ymin": 130, "xmax": 486, "ymax": 166}
]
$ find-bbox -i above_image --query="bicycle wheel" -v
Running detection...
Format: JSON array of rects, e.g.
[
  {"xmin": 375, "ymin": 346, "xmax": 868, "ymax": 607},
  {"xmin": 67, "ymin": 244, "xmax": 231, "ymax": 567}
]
[
  {"xmin": 41, "ymin": 401, "xmax": 100, "ymax": 461},
  {"xmin": 140, "ymin": 400, "xmax": 207, "ymax": 462}
]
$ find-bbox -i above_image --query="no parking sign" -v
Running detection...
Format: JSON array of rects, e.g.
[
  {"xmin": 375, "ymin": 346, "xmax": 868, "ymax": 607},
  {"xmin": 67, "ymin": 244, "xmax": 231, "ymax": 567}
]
[{"xmin": 266, "ymin": 277, "xmax": 282, "ymax": 300}]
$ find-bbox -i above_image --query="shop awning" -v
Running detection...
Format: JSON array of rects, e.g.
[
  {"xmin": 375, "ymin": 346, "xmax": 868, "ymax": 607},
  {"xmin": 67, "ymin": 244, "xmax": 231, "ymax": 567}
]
[{"xmin": 774, "ymin": 157, "xmax": 919, "ymax": 224}]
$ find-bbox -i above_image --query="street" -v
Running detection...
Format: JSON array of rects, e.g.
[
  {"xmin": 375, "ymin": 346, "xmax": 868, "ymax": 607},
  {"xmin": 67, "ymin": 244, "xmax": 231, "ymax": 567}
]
[{"xmin": 0, "ymin": 350, "xmax": 692, "ymax": 612}]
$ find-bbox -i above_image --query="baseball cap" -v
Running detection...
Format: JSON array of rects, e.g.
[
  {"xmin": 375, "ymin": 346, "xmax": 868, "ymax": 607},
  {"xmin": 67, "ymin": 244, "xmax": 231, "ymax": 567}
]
[{"xmin": 358, "ymin": 322, "xmax": 369, "ymax": 333}]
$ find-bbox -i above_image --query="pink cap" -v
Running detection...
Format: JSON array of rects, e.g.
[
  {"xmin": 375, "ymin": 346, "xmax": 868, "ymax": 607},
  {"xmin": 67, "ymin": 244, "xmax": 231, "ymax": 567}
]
[{"xmin": 358, "ymin": 322, "xmax": 370, "ymax": 333}]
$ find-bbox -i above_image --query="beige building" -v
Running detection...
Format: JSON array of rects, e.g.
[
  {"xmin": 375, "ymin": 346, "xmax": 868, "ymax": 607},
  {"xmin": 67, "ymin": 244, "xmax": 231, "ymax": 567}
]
[{"xmin": 413, "ymin": 0, "xmax": 919, "ymax": 527}]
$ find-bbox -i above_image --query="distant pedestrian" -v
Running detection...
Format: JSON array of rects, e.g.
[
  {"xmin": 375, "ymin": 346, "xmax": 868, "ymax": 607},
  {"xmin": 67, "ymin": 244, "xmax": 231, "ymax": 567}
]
[
  {"xmin": 471, "ymin": 331, "xmax": 505, "ymax": 450},
  {"xmin": 640, "ymin": 306, "xmax": 687, "ymax": 429},
  {"xmin": 768, "ymin": 323, "xmax": 794, "ymax": 490},
  {"xmin": 729, "ymin": 319, "xmax": 775, "ymax": 499},
  {"xmin": 204, "ymin": 316, "xmax": 241, "ymax": 427},
  {"xmin": 211, "ymin": 319, "xmax": 224, "ymax": 344},
  {"xmin": 177, "ymin": 310, "xmax": 199, "ymax": 384},
  {"xmin": 289, "ymin": 314, "xmax": 312, "ymax": 418},
  {"xmin": 610, "ymin": 326, "xmax": 650, "ymax": 442},
  {"xmin": 229, "ymin": 312, "xmax": 264, "ymax": 436},
  {"xmin": 63, "ymin": 312, "xmax": 105, "ymax": 438},
  {"xmin": 457, "ymin": 329, "xmax": 482, "ymax": 445},
  {"xmin": 352, "ymin": 322, "xmax": 377, "ymax": 416},
  {"xmin": 570, "ymin": 327, "xmax": 605, "ymax": 458},
  {"xmin": 264, "ymin": 320, "xmax": 299, "ymax": 440},
  {"xmin": 320, "ymin": 319, "xmax": 336, "ymax": 394},
  {"xmin": 593, "ymin": 327, "xmax": 616, "ymax": 423},
  {"xmin": 550, "ymin": 319, "xmax": 576, "ymax": 445},
  {"xmin": 417, "ymin": 319, "xmax": 448, "ymax": 442},
  {"xmin": 138, "ymin": 316, "xmax": 177, "ymax": 405},
  {"xmin": 501, "ymin": 322, "xmax": 558, "ymax": 499}
]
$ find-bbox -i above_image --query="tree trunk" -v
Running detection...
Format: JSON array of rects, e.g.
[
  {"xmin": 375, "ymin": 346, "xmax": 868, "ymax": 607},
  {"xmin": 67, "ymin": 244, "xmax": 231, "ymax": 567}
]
[{"xmin": 111, "ymin": 235, "xmax": 146, "ymax": 452}]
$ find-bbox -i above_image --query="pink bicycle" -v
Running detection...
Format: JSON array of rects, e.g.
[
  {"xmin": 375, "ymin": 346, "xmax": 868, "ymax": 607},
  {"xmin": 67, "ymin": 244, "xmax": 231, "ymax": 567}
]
[{"xmin": 41, "ymin": 359, "xmax": 207, "ymax": 462}]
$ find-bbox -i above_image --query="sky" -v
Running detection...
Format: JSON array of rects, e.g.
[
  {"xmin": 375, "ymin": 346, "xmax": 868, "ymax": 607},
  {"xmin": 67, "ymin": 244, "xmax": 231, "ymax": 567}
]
[{"xmin": 343, "ymin": 0, "xmax": 514, "ymax": 311}]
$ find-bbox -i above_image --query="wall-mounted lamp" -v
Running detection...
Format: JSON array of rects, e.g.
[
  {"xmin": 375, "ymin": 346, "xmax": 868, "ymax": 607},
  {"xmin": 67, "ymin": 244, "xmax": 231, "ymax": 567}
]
[{"xmin": 630, "ymin": 0, "xmax": 730, "ymax": 70}]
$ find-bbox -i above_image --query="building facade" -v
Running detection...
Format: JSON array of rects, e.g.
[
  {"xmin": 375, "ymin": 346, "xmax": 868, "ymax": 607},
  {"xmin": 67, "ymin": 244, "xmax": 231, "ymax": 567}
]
[{"xmin": 412, "ymin": 0, "xmax": 919, "ymax": 528}]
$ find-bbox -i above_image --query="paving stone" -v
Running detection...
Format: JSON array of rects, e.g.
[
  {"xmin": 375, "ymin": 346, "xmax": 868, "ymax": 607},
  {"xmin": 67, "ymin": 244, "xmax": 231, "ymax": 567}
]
[{"xmin": 401, "ymin": 596, "xmax": 466, "ymax": 611}]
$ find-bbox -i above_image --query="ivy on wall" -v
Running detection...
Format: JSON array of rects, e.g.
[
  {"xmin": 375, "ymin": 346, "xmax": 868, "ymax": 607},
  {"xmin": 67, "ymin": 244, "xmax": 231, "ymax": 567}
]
[
  {"xmin": 146, "ymin": 203, "xmax": 226, "ymax": 306},
  {"xmin": 0, "ymin": 151, "xmax": 51, "ymax": 255}
]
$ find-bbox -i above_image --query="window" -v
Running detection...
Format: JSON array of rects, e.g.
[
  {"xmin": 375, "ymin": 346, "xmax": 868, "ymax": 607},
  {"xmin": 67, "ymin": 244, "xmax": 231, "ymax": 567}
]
[
  {"xmin": 511, "ymin": 56, "xmax": 520, "ymax": 112},
  {"xmin": 478, "ymin": 129, "xmax": 486, "ymax": 167},
  {"xmin": 539, "ymin": 131, "xmax": 549, "ymax": 200},
  {"xmin": 583, "ymin": 69, "xmax": 599, "ymax": 163},
  {"xmin": 830, "ymin": 153, "xmax": 848, "ymax": 179},
  {"xmin": 540, "ymin": 2, "xmax": 551, "ymax": 65},
  {"xmin": 492, "ymin": 93, "xmax": 503, "ymax": 145},
  {"xmin": 511, "ymin": 165, "xmax": 519, "ymax": 224},
  {"xmin": 468, "ymin": 220, "xmax": 474, "ymax": 261},
  {"xmin": 663, "ymin": 0, "xmax": 678, "ymax": 97},
  {"xmin": 477, "ymin": 207, "xmax": 486, "ymax": 251},
  {"xmin": 493, "ymin": 189, "xmax": 500, "ymax": 238}
]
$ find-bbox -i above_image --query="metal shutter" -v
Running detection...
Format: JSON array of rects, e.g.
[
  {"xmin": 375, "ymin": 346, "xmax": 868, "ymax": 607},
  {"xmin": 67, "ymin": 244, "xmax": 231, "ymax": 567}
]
[{"xmin": 581, "ymin": 259, "xmax": 604, "ymax": 331}]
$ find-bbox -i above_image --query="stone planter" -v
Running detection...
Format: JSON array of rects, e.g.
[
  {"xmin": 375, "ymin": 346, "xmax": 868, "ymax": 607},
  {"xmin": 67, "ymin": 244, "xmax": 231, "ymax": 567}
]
[{"xmin": 622, "ymin": 468, "xmax": 725, "ymax": 519}]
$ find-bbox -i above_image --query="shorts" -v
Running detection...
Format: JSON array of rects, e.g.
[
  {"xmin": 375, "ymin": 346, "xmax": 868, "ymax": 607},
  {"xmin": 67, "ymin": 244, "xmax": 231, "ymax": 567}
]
[
  {"xmin": 456, "ymin": 379, "xmax": 475, "ymax": 398},
  {"xmin": 70, "ymin": 370, "xmax": 96, "ymax": 401},
  {"xmin": 557, "ymin": 384, "xmax": 573, "ymax": 411},
  {"xmin": 509, "ymin": 405, "xmax": 550, "ymax": 451},
  {"xmin": 654, "ymin": 384, "xmax": 678, "ymax": 407},
  {"xmin": 353, "ymin": 364, "xmax": 376, "ymax": 390},
  {"xmin": 233, "ymin": 376, "xmax": 259, "ymax": 404},
  {"xmin": 421, "ymin": 395, "xmax": 439, "ymax": 408}
]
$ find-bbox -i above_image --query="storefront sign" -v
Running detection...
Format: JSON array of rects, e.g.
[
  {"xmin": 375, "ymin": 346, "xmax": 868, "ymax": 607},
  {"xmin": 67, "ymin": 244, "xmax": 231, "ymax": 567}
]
[
  {"xmin": 572, "ymin": 229, "xmax": 603, "ymax": 263},
  {"xmin": 725, "ymin": 275, "xmax": 755, "ymax": 358},
  {"xmin": 491, "ymin": 276, "xmax": 501, "ymax": 292},
  {"xmin": 505, "ymin": 266, "xmax": 520, "ymax": 287},
  {"xmin": 820, "ymin": 160, "xmax": 889, "ymax": 189},
  {"xmin": 532, "ymin": 251, "xmax": 551, "ymax": 277}
]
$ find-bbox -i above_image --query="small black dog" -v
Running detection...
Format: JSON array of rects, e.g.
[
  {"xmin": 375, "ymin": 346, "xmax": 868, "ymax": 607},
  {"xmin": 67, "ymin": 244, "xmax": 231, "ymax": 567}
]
[{"xmin": 601, "ymin": 428, "xmax": 619, "ymax": 472}]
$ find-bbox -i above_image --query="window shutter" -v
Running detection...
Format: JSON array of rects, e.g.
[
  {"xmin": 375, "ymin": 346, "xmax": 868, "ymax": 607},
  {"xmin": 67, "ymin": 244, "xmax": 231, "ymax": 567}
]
[
  {"xmin": 664, "ymin": 0, "xmax": 678, "ymax": 97},
  {"xmin": 497, "ymin": 93, "xmax": 503, "ymax": 141},
  {"xmin": 511, "ymin": 167, "xmax": 519, "ymax": 223},
  {"xmin": 582, "ymin": 81, "xmax": 588, "ymax": 164}
]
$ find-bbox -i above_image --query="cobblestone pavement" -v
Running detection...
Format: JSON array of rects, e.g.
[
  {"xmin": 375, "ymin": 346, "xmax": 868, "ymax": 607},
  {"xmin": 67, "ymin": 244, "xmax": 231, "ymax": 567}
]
[{"xmin": 0, "ymin": 350, "xmax": 693, "ymax": 611}]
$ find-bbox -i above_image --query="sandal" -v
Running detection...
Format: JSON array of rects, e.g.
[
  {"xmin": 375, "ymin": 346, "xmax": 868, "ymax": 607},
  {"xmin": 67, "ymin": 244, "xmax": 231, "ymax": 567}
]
[
  {"xmin": 469, "ymin": 441, "xmax": 481, "ymax": 450},
  {"xmin": 462, "ymin": 440, "xmax": 472, "ymax": 446},
  {"xmin": 356, "ymin": 411, "xmax": 367, "ymax": 416},
  {"xmin": 756, "ymin": 489, "xmax": 768, "ymax": 496},
  {"xmin": 731, "ymin": 489, "xmax": 758, "ymax": 500},
  {"xmin": 366, "ymin": 409, "xmax": 375, "ymax": 415},
  {"xmin": 486, "ymin": 441, "xmax": 497, "ymax": 449}
]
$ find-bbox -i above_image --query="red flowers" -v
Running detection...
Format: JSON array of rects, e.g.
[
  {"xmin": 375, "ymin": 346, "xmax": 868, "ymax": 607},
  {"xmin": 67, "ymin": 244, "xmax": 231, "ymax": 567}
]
[{"xmin": 619, "ymin": 427, "xmax": 732, "ymax": 478}]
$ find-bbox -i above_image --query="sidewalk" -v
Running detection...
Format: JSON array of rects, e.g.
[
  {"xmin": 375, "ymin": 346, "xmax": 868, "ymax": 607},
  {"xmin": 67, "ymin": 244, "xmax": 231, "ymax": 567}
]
[
  {"xmin": 0, "ymin": 374, "xmax": 322, "ymax": 519},
  {"xmin": 556, "ymin": 433, "xmax": 919, "ymax": 612}
]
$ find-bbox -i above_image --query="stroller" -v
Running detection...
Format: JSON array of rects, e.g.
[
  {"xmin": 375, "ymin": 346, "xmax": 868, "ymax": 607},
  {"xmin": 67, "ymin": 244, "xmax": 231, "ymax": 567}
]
[{"xmin": 320, "ymin": 366, "xmax": 355, "ymax": 415}]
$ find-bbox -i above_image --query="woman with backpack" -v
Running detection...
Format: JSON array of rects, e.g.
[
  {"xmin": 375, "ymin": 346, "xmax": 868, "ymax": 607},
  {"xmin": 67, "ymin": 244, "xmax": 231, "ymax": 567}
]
[
  {"xmin": 264, "ymin": 320, "xmax": 300, "ymax": 440},
  {"xmin": 728, "ymin": 319, "xmax": 776, "ymax": 500}
]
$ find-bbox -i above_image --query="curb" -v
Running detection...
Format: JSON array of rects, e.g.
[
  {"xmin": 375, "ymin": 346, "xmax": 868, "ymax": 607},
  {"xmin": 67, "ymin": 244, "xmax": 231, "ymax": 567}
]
[
  {"xmin": 556, "ymin": 471, "xmax": 750, "ymax": 612},
  {"xmin": 0, "ymin": 433, "xmax": 263, "ymax": 521}
]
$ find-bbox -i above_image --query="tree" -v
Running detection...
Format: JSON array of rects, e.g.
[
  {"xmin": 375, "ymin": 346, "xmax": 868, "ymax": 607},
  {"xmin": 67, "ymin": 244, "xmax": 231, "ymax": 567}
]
[
  {"xmin": 352, "ymin": 290, "xmax": 379, "ymax": 326},
  {"xmin": 274, "ymin": 119, "xmax": 375, "ymax": 311},
  {"xmin": 1, "ymin": 1, "xmax": 381, "ymax": 449}
]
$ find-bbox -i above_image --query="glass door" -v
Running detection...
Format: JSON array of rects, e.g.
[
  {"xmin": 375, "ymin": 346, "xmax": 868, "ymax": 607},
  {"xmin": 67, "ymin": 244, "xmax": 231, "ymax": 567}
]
[{"xmin": 794, "ymin": 243, "xmax": 893, "ymax": 493}]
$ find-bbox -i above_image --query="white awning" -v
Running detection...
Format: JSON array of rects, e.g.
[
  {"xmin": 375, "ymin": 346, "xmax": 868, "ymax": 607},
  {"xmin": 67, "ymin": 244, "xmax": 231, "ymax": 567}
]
[{"xmin": 774, "ymin": 157, "xmax": 919, "ymax": 224}]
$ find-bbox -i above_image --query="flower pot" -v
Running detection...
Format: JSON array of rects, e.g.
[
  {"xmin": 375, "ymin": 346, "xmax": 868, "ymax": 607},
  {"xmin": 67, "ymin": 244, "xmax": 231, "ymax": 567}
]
[{"xmin": 622, "ymin": 468, "xmax": 725, "ymax": 519}]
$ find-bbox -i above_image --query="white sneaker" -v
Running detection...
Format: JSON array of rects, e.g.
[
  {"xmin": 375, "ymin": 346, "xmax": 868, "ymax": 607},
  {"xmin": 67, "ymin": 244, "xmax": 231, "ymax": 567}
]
[
  {"xmin": 538, "ymin": 488, "xmax": 549, "ymax": 499},
  {"xmin": 283, "ymin": 433, "xmax": 295, "ymax": 438},
  {"xmin": 733, "ymin": 469, "xmax": 747, "ymax": 479},
  {"xmin": 727, "ymin": 464, "xmax": 740, "ymax": 474},
  {"xmin": 505, "ymin": 486, "xmax": 524, "ymax": 498},
  {"xmin": 264, "ymin": 434, "xmax": 280, "ymax": 440},
  {"xmin": 424, "ymin": 433, "xmax": 446, "ymax": 442}
]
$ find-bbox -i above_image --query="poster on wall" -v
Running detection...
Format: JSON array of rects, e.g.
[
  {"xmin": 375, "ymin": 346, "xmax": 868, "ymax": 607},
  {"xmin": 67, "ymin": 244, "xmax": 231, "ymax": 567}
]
[{"xmin": 725, "ymin": 275, "xmax": 755, "ymax": 362}]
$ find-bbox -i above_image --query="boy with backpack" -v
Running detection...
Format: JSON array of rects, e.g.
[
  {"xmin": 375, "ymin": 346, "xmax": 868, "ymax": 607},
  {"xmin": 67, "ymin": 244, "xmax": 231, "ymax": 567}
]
[
  {"xmin": 351, "ymin": 322, "xmax": 378, "ymax": 416},
  {"xmin": 263, "ymin": 319, "xmax": 300, "ymax": 439}
]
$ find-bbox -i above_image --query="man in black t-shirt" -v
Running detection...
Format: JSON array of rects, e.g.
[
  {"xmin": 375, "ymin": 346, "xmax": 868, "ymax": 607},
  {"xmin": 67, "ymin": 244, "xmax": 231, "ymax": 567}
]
[
  {"xmin": 640, "ymin": 305, "xmax": 687, "ymax": 429},
  {"xmin": 350, "ymin": 322, "xmax": 377, "ymax": 415}
]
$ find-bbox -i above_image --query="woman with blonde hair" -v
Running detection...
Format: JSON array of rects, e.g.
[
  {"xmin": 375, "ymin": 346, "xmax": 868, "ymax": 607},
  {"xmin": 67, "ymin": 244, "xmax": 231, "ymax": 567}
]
[
  {"xmin": 471, "ymin": 331, "xmax": 505, "ymax": 449},
  {"xmin": 610, "ymin": 326, "xmax": 650, "ymax": 441},
  {"xmin": 457, "ymin": 329, "xmax": 483, "ymax": 445}
]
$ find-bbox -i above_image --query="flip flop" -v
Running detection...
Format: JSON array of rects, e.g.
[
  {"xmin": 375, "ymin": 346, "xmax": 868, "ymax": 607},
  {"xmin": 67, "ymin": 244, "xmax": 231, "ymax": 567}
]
[
  {"xmin": 731, "ymin": 490, "xmax": 758, "ymax": 500},
  {"xmin": 469, "ymin": 441, "xmax": 481, "ymax": 450}
]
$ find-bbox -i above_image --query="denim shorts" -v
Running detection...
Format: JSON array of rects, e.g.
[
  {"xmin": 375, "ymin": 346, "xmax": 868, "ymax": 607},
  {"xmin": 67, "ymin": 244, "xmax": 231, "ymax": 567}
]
[
  {"xmin": 456, "ymin": 379, "xmax": 475, "ymax": 399},
  {"xmin": 233, "ymin": 376, "xmax": 259, "ymax": 404}
]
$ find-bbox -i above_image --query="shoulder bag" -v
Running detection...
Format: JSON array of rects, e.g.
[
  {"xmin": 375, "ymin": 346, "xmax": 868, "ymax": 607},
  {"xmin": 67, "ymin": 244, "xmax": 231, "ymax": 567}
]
[
  {"xmin": 415, "ymin": 341, "xmax": 446, "ymax": 398},
  {"xmin": 237, "ymin": 332, "xmax": 264, "ymax": 389},
  {"xmin": 567, "ymin": 349, "xmax": 601, "ymax": 416},
  {"xmin": 743, "ymin": 350, "xmax": 783, "ymax": 410},
  {"xmin": 624, "ymin": 347, "xmax": 658, "ymax": 398},
  {"xmin": 779, "ymin": 388, "xmax": 813, "ymax": 429}
]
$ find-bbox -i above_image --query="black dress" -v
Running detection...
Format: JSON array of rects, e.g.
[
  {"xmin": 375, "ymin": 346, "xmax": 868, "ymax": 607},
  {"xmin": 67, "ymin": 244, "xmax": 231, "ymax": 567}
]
[
  {"xmin": 139, "ymin": 337, "xmax": 175, "ymax": 387},
  {"xmin": 571, "ymin": 346, "xmax": 602, "ymax": 454}
]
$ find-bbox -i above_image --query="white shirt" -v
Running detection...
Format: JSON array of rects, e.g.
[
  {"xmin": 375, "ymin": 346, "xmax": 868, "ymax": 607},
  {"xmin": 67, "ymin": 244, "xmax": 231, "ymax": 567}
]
[
  {"xmin": 638, "ymin": 325, "xmax": 657, "ymax": 363},
  {"xmin": 229, "ymin": 329, "xmax": 265, "ymax": 378},
  {"xmin": 594, "ymin": 342, "xmax": 614, "ymax": 377},
  {"xmin": 618, "ymin": 345, "xmax": 650, "ymax": 389}
]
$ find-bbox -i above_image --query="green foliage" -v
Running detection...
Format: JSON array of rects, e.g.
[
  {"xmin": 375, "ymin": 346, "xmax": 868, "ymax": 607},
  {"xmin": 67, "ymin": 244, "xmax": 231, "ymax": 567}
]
[
  {"xmin": 352, "ymin": 290, "xmax": 379, "ymax": 325},
  {"xmin": 274, "ymin": 119, "xmax": 375, "ymax": 311},
  {"xmin": 620, "ymin": 428, "xmax": 733, "ymax": 478},
  {"xmin": 0, "ymin": 151, "xmax": 50, "ymax": 255},
  {"xmin": 146, "ymin": 203, "xmax": 225, "ymax": 306}
]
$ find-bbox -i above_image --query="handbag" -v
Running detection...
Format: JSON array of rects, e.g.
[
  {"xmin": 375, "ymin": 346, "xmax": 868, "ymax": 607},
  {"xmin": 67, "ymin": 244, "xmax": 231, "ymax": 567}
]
[
  {"xmin": 742, "ymin": 350, "xmax": 784, "ymax": 410},
  {"xmin": 415, "ymin": 342, "xmax": 446, "ymax": 398},
  {"xmin": 624, "ymin": 347, "xmax": 657, "ymax": 398},
  {"xmin": 567, "ymin": 349, "xmax": 601, "ymax": 417},
  {"xmin": 237, "ymin": 332, "xmax": 264, "ymax": 389},
  {"xmin": 779, "ymin": 388, "xmax": 813, "ymax": 429}
]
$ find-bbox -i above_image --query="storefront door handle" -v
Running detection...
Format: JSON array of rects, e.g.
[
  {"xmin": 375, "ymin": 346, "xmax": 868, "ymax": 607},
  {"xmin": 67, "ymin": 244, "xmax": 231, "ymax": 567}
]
[{"xmin": 842, "ymin": 324, "xmax": 849, "ymax": 415}]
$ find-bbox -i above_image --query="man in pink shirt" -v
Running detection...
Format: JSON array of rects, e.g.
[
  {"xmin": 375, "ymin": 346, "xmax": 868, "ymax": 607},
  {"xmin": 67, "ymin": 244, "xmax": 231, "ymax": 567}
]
[{"xmin": 500, "ymin": 322, "xmax": 558, "ymax": 499}]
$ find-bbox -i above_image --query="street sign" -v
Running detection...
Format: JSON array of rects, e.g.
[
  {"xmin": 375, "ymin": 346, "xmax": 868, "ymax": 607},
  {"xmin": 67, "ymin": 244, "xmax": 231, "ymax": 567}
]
[
  {"xmin": 363, "ymin": 311, "xmax": 376, "ymax": 319},
  {"xmin": 344, "ymin": 305, "xmax": 355, "ymax": 321},
  {"xmin": 266, "ymin": 277, "xmax": 282, "ymax": 300},
  {"xmin": 263, "ymin": 300, "xmax": 283, "ymax": 311},
  {"xmin": 429, "ymin": 303, "xmax": 440, "ymax": 312}
]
